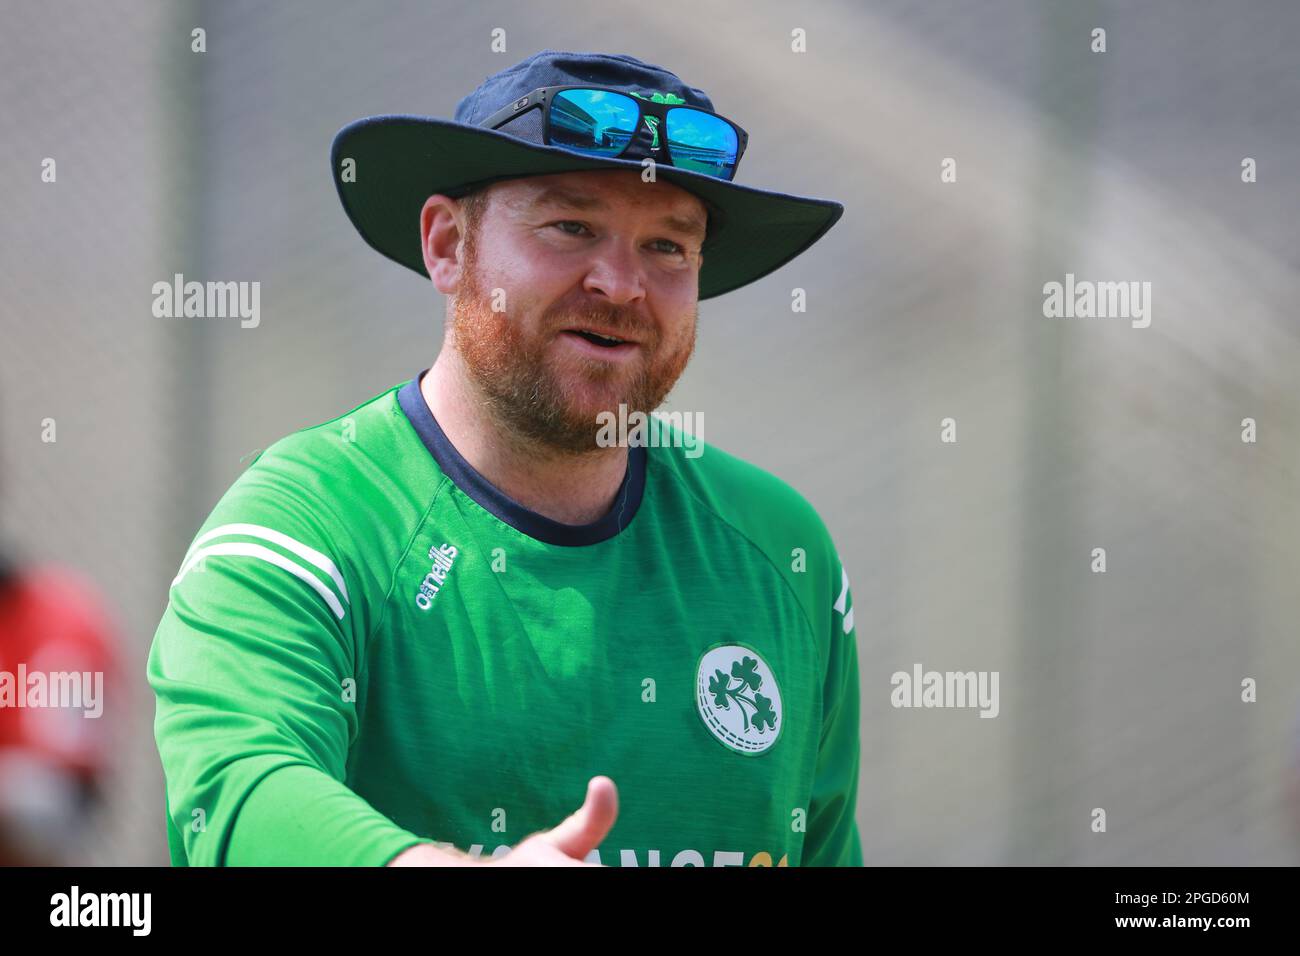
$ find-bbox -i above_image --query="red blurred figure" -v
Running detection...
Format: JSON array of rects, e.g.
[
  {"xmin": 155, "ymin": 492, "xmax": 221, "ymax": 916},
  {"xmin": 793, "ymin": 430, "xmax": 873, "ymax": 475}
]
[{"xmin": 0, "ymin": 552, "xmax": 118, "ymax": 865}]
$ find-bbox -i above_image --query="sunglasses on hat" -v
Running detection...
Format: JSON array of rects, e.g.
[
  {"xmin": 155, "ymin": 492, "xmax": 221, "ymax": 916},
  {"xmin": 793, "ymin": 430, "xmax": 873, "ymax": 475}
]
[{"xmin": 479, "ymin": 85, "xmax": 749, "ymax": 181}]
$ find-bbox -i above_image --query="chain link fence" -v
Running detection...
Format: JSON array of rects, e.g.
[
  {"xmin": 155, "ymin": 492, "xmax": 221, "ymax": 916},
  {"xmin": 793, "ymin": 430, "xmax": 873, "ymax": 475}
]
[{"xmin": 1, "ymin": 0, "xmax": 1296, "ymax": 864}]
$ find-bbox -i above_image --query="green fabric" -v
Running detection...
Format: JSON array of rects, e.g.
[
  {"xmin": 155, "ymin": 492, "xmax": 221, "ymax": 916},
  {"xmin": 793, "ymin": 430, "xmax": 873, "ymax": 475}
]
[
  {"xmin": 628, "ymin": 90, "xmax": 687, "ymax": 105},
  {"xmin": 148, "ymin": 382, "xmax": 861, "ymax": 866}
]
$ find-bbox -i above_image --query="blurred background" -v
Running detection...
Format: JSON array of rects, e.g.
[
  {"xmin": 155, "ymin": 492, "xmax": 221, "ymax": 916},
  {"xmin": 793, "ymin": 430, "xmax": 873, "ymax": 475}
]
[{"xmin": 1, "ymin": 0, "xmax": 1298, "ymax": 865}]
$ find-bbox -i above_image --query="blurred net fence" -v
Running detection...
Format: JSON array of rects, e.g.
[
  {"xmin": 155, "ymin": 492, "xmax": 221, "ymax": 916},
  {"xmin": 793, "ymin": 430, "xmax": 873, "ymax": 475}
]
[{"xmin": 1, "ymin": 0, "xmax": 1297, "ymax": 864}]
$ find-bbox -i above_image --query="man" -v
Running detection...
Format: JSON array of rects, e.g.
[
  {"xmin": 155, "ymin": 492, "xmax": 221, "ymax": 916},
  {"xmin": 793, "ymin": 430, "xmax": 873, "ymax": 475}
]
[{"xmin": 148, "ymin": 49, "xmax": 860, "ymax": 867}]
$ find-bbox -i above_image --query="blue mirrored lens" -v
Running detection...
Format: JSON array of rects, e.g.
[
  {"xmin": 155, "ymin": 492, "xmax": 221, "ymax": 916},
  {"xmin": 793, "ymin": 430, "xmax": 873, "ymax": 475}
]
[
  {"xmin": 665, "ymin": 108, "xmax": 739, "ymax": 178},
  {"xmin": 549, "ymin": 89, "xmax": 640, "ymax": 156}
]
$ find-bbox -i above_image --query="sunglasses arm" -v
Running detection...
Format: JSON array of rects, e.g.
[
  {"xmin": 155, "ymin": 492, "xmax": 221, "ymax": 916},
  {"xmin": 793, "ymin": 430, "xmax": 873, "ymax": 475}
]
[{"xmin": 478, "ymin": 90, "xmax": 546, "ymax": 131}]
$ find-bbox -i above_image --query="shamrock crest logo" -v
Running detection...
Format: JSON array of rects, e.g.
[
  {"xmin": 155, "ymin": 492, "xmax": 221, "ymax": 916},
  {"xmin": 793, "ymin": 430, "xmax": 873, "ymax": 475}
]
[
  {"xmin": 707, "ymin": 656, "xmax": 778, "ymax": 734},
  {"xmin": 696, "ymin": 645, "xmax": 784, "ymax": 755}
]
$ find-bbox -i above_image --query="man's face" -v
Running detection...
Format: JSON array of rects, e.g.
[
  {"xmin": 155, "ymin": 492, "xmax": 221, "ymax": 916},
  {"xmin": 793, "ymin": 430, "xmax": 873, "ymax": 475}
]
[{"xmin": 447, "ymin": 169, "xmax": 705, "ymax": 453}]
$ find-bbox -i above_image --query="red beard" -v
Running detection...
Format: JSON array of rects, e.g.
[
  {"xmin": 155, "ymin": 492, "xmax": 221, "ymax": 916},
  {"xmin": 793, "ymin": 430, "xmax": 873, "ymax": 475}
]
[{"xmin": 450, "ymin": 255, "xmax": 697, "ymax": 453}]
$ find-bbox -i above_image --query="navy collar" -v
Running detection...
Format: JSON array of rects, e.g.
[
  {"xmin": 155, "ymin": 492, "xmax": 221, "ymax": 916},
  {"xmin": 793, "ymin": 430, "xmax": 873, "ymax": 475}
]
[{"xmin": 397, "ymin": 369, "xmax": 646, "ymax": 546}]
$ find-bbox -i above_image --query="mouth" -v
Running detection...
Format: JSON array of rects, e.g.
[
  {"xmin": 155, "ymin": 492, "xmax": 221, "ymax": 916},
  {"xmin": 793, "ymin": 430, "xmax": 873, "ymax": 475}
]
[
  {"xmin": 558, "ymin": 327, "xmax": 642, "ymax": 361},
  {"xmin": 564, "ymin": 327, "xmax": 637, "ymax": 348}
]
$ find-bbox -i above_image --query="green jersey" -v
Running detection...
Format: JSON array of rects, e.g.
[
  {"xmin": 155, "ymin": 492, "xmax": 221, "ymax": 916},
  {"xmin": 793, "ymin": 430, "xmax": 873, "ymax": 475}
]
[{"xmin": 148, "ymin": 369, "xmax": 862, "ymax": 867}]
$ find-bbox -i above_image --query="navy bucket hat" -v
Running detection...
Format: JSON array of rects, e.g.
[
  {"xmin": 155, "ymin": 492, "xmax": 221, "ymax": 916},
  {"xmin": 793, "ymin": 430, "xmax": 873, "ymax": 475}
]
[{"xmin": 331, "ymin": 49, "xmax": 844, "ymax": 300}]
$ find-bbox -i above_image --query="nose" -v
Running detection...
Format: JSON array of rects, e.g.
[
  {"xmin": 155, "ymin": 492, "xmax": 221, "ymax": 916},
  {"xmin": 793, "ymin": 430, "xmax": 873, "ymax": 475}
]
[{"xmin": 581, "ymin": 239, "xmax": 647, "ymax": 306}]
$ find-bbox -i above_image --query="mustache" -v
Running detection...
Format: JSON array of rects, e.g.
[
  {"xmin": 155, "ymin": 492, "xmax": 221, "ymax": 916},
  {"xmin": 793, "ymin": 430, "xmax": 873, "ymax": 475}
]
[{"xmin": 546, "ymin": 303, "xmax": 653, "ymax": 338}]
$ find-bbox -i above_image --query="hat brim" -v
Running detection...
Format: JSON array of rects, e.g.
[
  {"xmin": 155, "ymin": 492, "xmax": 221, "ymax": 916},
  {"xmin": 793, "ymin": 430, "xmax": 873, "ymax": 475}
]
[{"xmin": 331, "ymin": 115, "xmax": 843, "ymax": 301}]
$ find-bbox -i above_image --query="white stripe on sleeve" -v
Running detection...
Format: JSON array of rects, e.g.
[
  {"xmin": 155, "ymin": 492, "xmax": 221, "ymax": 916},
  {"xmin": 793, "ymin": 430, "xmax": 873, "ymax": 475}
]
[
  {"xmin": 180, "ymin": 523, "xmax": 349, "ymax": 605},
  {"xmin": 171, "ymin": 541, "xmax": 346, "ymax": 620}
]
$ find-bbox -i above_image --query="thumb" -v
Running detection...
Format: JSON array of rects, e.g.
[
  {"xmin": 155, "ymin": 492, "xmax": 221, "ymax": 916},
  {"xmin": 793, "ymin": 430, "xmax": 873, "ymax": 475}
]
[{"xmin": 539, "ymin": 775, "xmax": 619, "ymax": 860}]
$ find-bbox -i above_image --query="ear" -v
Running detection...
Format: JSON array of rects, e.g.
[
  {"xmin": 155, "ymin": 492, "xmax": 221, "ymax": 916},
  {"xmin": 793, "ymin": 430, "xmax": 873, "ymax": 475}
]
[{"xmin": 420, "ymin": 195, "xmax": 465, "ymax": 294}]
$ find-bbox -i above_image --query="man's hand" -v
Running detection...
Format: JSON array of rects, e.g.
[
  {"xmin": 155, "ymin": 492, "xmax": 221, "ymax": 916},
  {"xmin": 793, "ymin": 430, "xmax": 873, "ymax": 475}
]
[{"xmin": 386, "ymin": 775, "xmax": 619, "ymax": 867}]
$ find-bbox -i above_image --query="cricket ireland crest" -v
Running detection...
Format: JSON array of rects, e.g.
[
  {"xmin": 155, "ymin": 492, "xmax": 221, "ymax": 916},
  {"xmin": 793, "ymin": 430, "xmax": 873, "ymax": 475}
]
[{"xmin": 695, "ymin": 644, "xmax": 783, "ymax": 755}]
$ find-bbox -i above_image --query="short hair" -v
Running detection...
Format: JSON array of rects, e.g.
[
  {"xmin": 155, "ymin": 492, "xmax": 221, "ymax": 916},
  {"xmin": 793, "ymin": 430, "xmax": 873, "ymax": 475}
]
[{"xmin": 459, "ymin": 186, "xmax": 491, "ymax": 236}]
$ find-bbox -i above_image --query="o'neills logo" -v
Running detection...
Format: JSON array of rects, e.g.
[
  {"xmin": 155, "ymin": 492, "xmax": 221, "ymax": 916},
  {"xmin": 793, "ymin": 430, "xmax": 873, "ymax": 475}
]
[{"xmin": 415, "ymin": 542, "xmax": 458, "ymax": 611}]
